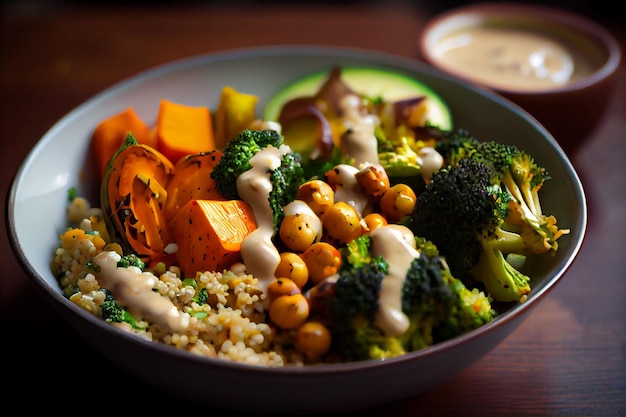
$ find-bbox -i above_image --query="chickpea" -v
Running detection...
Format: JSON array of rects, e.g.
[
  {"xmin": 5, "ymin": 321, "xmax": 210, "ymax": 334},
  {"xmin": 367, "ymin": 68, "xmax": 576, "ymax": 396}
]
[
  {"xmin": 267, "ymin": 278, "xmax": 301, "ymax": 304},
  {"xmin": 300, "ymin": 242, "xmax": 342, "ymax": 285},
  {"xmin": 355, "ymin": 164, "xmax": 390, "ymax": 198},
  {"xmin": 294, "ymin": 321, "xmax": 332, "ymax": 361},
  {"xmin": 380, "ymin": 183, "xmax": 417, "ymax": 223},
  {"xmin": 363, "ymin": 212, "xmax": 388, "ymax": 232},
  {"xmin": 279, "ymin": 211, "xmax": 321, "ymax": 252},
  {"xmin": 322, "ymin": 201, "xmax": 364, "ymax": 245},
  {"xmin": 269, "ymin": 293, "xmax": 310, "ymax": 330},
  {"xmin": 274, "ymin": 252, "xmax": 309, "ymax": 288},
  {"xmin": 296, "ymin": 180, "xmax": 334, "ymax": 219},
  {"xmin": 280, "ymin": 201, "xmax": 322, "ymax": 251}
]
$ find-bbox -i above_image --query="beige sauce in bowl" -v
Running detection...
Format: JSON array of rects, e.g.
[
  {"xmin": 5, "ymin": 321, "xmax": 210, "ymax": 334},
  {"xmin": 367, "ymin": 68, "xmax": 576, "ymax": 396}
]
[{"xmin": 431, "ymin": 26, "xmax": 598, "ymax": 91}]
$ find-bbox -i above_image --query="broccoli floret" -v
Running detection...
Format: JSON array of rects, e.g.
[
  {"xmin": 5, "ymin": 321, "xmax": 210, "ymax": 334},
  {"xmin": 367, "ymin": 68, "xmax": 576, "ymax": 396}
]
[
  {"xmin": 340, "ymin": 234, "xmax": 387, "ymax": 271},
  {"xmin": 325, "ymin": 234, "xmax": 394, "ymax": 361},
  {"xmin": 377, "ymin": 136, "xmax": 422, "ymax": 177},
  {"xmin": 414, "ymin": 235, "xmax": 439, "ymax": 258},
  {"xmin": 475, "ymin": 140, "xmax": 569, "ymax": 254},
  {"xmin": 401, "ymin": 254, "xmax": 494, "ymax": 348},
  {"xmin": 269, "ymin": 151, "xmax": 306, "ymax": 228},
  {"xmin": 376, "ymin": 126, "xmax": 448, "ymax": 192},
  {"xmin": 331, "ymin": 259, "xmax": 400, "ymax": 361},
  {"xmin": 409, "ymin": 157, "xmax": 531, "ymax": 303},
  {"xmin": 434, "ymin": 128, "xmax": 481, "ymax": 167},
  {"xmin": 326, "ymin": 229, "xmax": 494, "ymax": 362},
  {"xmin": 211, "ymin": 129, "xmax": 283, "ymax": 198},
  {"xmin": 116, "ymin": 253, "xmax": 145, "ymax": 269},
  {"xmin": 210, "ymin": 129, "xmax": 305, "ymax": 230},
  {"xmin": 100, "ymin": 289, "xmax": 147, "ymax": 330},
  {"xmin": 435, "ymin": 132, "xmax": 569, "ymax": 255}
]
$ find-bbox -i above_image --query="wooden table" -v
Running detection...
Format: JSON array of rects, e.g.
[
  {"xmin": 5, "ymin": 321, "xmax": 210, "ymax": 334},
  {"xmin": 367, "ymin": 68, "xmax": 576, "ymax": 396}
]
[{"xmin": 1, "ymin": 2, "xmax": 624, "ymax": 415}]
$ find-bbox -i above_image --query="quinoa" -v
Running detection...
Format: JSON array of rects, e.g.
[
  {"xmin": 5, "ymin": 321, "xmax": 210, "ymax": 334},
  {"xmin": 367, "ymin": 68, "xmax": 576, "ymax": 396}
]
[{"xmin": 51, "ymin": 196, "xmax": 304, "ymax": 367}]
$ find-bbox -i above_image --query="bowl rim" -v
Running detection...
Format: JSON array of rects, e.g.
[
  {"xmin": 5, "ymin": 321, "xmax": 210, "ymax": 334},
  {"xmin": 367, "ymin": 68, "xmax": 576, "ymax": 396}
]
[
  {"xmin": 418, "ymin": 2, "xmax": 622, "ymax": 95},
  {"xmin": 5, "ymin": 44, "xmax": 588, "ymax": 376}
]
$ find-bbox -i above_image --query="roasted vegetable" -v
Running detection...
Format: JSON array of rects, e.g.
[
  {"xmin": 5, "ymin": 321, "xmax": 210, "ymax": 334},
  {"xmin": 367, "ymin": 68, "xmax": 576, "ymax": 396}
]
[
  {"xmin": 266, "ymin": 67, "xmax": 451, "ymax": 182},
  {"xmin": 100, "ymin": 133, "xmax": 175, "ymax": 267},
  {"xmin": 214, "ymin": 85, "xmax": 260, "ymax": 150},
  {"xmin": 168, "ymin": 199, "xmax": 257, "ymax": 277},
  {"xmin": 155, "ymin": 99, "xmax": 215, "ymax": 164},
  {"xmin": 162, "ymin": 150, "xmax": 225, "ymax": 223},
  {"xmin": 409, "ymin": 157, "xmax": 531, "ymax": 302},
  {"xmin": 312, "ymin": 227, "xmax": 494, "ymax": 362},
  {"xmin": 91, "ymin": 107, "xmax": 154, "ymax": 180}
]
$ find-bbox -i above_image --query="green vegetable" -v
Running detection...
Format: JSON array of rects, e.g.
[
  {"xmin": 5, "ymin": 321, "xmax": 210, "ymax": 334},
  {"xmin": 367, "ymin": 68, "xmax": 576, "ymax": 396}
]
[
  {"xmin": 409, "ymin": 157, "xmax": 531, "ymax": 302},
  {"xmin": 402, "ymin": 253, "xmax": 494, "ymax": 346},
  {"xmin": 182, "ymin": 278, "xmax": 197, "ymax": 288},
  {"xmin": 116, "ymin": 253, "xmax": 145, "ymax": 269},
  {"xmin": 68, "ymin": 187, "xmax": 77, "ymax": 202},
  {"xmin": 331, "ymin": 253, "xmax": 393, "ymax": 361},
  {"xmin": 100, "ymin": 289, "xmax": 147, "ymax": 330},
  {"xmin": 435, "ymin": 130, "xmax": 570, "ymax": 255},
  {"xmin": 210, "ymin": 129, "xmax": 306, "ymax": 231},
  {"xmin": 476, "ymin": 140, "xmax": 569, "ymax": 254},
  {"xmin": 324, "ymin": 233, "xmax": 493, "ymax": 362},
  {"xmin": 434, "ymin": 128, "xmax": 482, "ymax": 168},
  {"xmin": 193, "ymin": 288, "xmax": 209, "ymax": 305}
]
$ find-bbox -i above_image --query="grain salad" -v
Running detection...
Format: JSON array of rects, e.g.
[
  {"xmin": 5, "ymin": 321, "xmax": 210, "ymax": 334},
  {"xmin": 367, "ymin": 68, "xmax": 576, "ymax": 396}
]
[
  {"xmin": 50, "ymin": 66, "xmax": 570, "ymax": 367},
  {"xmin": 52, "ymin": 196, "xmax": 303, "ymax": 366}
]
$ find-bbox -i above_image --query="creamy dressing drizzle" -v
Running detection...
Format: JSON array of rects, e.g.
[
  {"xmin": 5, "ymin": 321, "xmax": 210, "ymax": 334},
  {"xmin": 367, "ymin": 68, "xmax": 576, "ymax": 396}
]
[
  {"xmin": 335, "ymin": 93, "xmax": 443, "ymax": 187},
  {"xmin": 333, "ymin": 95, "xmax": 432, "ymax": 335},
  {"xmin": 331, "ymin": 94, "xmax": 384, "ymax": 217},
  {"xmin": 370, "ymin": 224, "xmax": 421, "ymax": 336},
  {"xmin": 92, "ymin": 251, "xmax": 190, "ymax": 333},
  {"xmin": 283, "ymin": 199, "xmax": 323, "ymax": 240},
  {"xmin": 338, "ymin": 94, "xmax": 381, "ymax": 169},
  {"xmin": 433, "ymin": 26, "xmax": 597, "ymax": 91},
  {"xmin": 237, "ymin": 145, "xmax": 290, "ymax": 293},
  {"xmin": 418, "ymin": 147, "xmax": 444, "ymax": 184},
  {"xmin": 329, "ymin": 164, "xmax": 371, "ymax": 217}
]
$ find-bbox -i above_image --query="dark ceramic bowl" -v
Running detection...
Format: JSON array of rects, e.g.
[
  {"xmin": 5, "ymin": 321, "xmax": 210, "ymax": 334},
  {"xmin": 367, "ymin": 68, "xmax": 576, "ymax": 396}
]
[
  {"xmin": 5, "ymin": 45, "xmax": 586, "ymax": 414},
  {"xmin": 418, "ymin": 2, "xmax": 621, "ymax": 154}
]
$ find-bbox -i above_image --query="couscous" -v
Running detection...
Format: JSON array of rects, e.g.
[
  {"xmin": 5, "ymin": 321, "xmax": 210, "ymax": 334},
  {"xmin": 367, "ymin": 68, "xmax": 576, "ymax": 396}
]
[{"xmin": 50, "ymin": 67, "xmax": 569, "ymax": 366}]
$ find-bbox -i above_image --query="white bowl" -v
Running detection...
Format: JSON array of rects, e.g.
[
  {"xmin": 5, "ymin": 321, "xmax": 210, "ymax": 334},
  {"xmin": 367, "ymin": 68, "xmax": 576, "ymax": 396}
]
[{"xmin": 5, "ymin": 45, "xmax": 587, "ymax": 414}]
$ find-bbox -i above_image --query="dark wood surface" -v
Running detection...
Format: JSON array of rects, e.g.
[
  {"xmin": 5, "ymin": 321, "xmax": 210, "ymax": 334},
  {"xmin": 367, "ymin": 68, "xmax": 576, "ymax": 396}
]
[{"xmin": 1, "ymin": 1, "xmax": 624, "ymax": 415}]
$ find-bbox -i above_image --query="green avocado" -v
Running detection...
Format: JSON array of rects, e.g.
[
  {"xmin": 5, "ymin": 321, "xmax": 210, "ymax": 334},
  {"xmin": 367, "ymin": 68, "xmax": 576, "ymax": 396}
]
[{"xmin": 264, "ymin": 66, "xmax": 453, "ymax": 130}]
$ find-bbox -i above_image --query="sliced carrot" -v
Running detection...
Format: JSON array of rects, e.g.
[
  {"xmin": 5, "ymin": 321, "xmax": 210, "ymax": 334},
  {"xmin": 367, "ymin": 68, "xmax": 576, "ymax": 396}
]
[
  {"xmin": 214, "ymin": 86, "xmax": 259, "ymax": 150},
  {"xmin": 169, "ymin": 199, "xmax": 257, "ymax": 277},
  {"xmin": 155, "ymin": 99, "xmax": 215, "ymax": 164},
  {"xmin": 91, "ymin": 107, "xmax": 153, "ymax": 180}
]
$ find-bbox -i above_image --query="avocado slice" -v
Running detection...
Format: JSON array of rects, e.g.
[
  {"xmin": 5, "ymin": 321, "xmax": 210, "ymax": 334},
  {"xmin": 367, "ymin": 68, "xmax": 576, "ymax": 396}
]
[{"xmin": 264, "ymin": 66, "xmax": 452, "ymax": 130}]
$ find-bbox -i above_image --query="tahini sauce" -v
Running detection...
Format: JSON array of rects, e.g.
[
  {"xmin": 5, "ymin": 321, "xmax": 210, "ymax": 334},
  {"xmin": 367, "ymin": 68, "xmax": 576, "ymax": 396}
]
[
  {"xmin": 237, "ymin": 145, "xmax": 289, "ymax": 293},
  {"xmin": 92, "ymin": 251, "xmax": 190, "ymax": 333},
  {"xmin": 432, "ymin": 26, "xmax": 597, "ymax": 91},
  {"xmin": 336, "ymin": 93, "xmax": 443, "ymax": 185},
  {"xmin": 338, "ymin": 94, "xmax": 380, "ymax": 168},
  {"xmin": 370, "ymin": 224, "xmax": 421, "ymax": 336},
  {"xmin": 328, "ymin": 164, "xmax": 371, "ymax": 217}
]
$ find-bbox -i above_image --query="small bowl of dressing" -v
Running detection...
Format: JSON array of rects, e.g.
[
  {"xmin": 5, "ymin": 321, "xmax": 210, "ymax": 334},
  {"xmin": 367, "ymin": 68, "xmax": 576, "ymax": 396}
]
[{"xmin": 418, "ymin": 2, "xmax": 621, "ymax": 154}]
